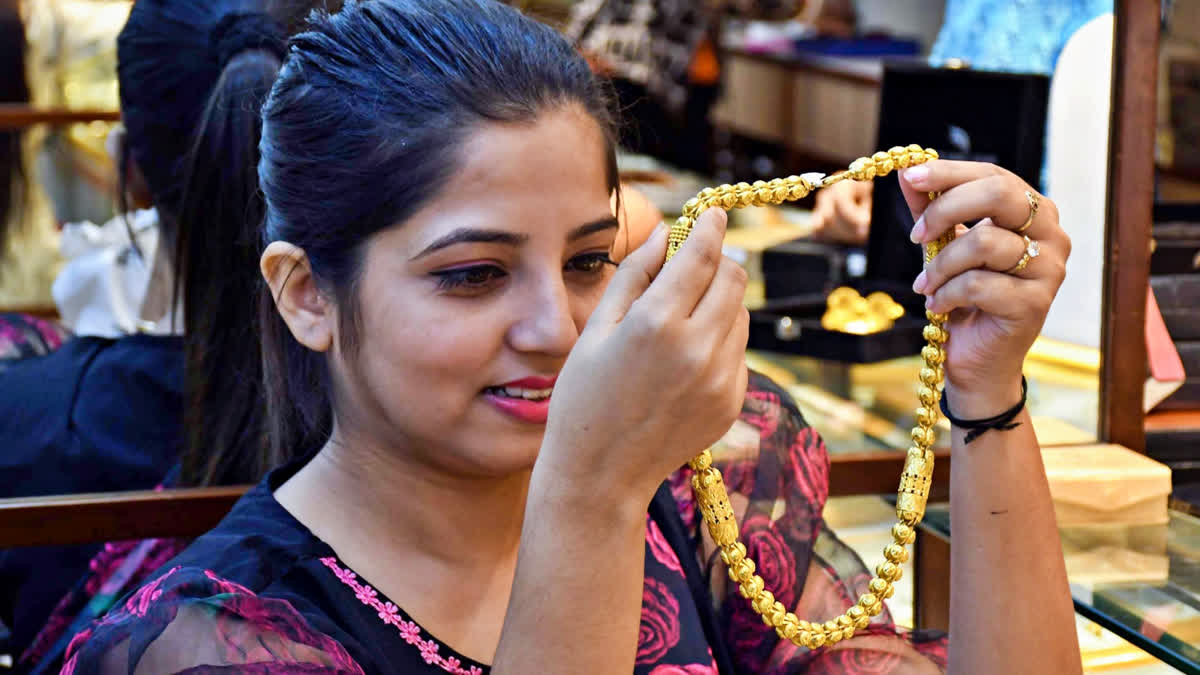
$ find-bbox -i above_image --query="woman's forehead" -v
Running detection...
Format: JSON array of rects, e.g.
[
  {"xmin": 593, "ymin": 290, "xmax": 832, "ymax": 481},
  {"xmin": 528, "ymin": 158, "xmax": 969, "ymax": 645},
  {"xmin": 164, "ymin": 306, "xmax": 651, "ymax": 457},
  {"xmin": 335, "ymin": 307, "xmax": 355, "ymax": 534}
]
[{"xmin": 447, "ymin": 106, "xmax": 610, "ymax": 198}]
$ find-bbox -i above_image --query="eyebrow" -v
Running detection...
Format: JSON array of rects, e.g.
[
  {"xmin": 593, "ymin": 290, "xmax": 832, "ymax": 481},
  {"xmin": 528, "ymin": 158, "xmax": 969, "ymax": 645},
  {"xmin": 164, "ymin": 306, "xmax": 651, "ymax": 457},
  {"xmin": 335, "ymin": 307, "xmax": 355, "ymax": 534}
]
[
  {"xmin": 568, "ymin": 217, "xmax": 620, "ymax": 242},
  {"xmin": 411, "ymin": 217, "xmax": 620, "ymax": 260}
]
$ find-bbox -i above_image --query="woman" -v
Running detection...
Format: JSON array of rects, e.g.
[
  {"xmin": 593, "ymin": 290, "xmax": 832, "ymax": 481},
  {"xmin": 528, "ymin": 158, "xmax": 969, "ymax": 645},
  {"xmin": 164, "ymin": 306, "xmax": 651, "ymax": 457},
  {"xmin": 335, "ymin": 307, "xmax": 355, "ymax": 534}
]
[
  {"xmin": 65, "ymin": 1, "xmax": 1079, "ymax": 673},
  {"xmin": 0, "ymin": 0, "xmax": 313, "ymax": 664}
]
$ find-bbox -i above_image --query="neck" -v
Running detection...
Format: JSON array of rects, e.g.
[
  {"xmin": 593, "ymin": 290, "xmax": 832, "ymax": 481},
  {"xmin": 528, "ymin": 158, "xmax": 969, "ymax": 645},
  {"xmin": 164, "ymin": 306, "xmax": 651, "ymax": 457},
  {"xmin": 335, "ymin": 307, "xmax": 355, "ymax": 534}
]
[
  {"xmin": 276, "ymin": 424, "xmax": 532, "ymax": 663},
  {"xmin": 278, "ymin": 422, "xmax": 530, "ymax": 572}
]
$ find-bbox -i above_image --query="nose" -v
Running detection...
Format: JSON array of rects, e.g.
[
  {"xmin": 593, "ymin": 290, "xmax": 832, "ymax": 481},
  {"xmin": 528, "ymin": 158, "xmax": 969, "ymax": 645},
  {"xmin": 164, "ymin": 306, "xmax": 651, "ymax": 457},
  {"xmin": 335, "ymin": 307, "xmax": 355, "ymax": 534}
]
[{"xmin": 507, "ymin": 273, "xmax": 580, "ymax": 358}]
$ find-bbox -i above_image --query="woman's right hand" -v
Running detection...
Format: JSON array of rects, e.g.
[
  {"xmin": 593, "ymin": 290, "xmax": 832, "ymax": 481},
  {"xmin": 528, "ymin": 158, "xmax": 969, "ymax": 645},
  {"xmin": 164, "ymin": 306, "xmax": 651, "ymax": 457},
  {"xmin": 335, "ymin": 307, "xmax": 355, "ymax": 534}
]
[{"xmin": 538, "ymin": 208, "xmax": 749, "ymax": 504}]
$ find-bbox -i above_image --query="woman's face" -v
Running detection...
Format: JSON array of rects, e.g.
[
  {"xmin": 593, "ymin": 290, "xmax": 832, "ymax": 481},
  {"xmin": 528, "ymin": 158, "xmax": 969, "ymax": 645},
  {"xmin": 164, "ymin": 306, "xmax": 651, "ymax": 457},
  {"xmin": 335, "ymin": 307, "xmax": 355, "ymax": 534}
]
[{"xmin": 328, "ymin": 105, "xmax": 619, "ymax": 477}]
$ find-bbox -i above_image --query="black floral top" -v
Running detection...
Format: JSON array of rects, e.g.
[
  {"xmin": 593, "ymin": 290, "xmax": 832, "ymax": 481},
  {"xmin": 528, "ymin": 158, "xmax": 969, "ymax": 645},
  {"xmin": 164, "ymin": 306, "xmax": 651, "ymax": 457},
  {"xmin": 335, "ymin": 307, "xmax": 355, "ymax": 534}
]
[{"xmin": 62, "ymin": 373, "xmax": 947, "ymax": 674}]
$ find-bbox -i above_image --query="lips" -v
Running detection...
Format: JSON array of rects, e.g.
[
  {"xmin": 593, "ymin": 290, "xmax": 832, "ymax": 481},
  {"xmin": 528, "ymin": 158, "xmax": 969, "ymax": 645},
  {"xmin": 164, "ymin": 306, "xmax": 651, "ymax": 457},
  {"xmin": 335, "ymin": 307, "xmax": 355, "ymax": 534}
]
[{"xmin": 483, "ymin": 375, "xmax": 557, "ymax": 424}]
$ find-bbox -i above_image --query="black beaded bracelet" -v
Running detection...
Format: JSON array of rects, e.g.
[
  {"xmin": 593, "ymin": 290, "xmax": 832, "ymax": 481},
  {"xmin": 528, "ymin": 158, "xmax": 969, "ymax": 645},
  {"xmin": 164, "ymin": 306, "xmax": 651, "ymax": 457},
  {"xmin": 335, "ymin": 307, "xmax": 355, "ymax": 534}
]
[{"xmin": 939, "ymin": 376, "xmax": 1028, "ymax": 444}]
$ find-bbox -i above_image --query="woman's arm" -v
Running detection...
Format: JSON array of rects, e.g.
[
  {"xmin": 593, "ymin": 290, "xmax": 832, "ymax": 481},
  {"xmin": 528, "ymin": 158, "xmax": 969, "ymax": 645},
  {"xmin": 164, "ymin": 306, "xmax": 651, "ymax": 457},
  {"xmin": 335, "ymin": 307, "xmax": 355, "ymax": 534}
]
[
  {"xmin": 948, "ymin": 401, "xmax": 1078, "ymax": 674},
  {"xmin": 495, "ymin": 208, "xmax": 749, "ymax": 673},
  {"xmin": 902, "ymin": 160, "xmax": 1081, "ymax": 674}
]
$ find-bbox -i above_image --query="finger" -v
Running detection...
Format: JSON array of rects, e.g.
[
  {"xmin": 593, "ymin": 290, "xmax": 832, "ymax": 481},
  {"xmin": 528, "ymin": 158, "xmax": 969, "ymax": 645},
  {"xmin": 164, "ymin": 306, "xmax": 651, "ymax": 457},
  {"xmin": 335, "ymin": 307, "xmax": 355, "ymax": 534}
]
[
  {"xmin": 689, "ymin": 255, "xmax": 748, "ymax": 344},
  {"xmin": 898, "ymin": 159, "xmax": 1007, "ymax": 228},
  {"xmin": 643, "ymin": 208, "xmax": 728, "ymax": 318},
  {"xmin": 925, "ymin": 269, "xmax": 1054, "ymax": 324},
  {"xmin": 896, "ymin": 170, "xmax": 934, "ymax": 226},
  {"xmin": 707, "ymin": 304, "xmax": 750, "ymax": 426},
  {"xmin": 589, "ymin": 220, "xmax": 668, "ymax": 326},
  {"xmin": 912, "ymin": 176, "xmax": 1049, "ymax": 245},
  {"xmin": 914, "ymin": 222, "xmax": 1030, "ymax": 296},
  {"xmin": 902, "ymin": 158, "xmax": 1011, "ymax": 196}
]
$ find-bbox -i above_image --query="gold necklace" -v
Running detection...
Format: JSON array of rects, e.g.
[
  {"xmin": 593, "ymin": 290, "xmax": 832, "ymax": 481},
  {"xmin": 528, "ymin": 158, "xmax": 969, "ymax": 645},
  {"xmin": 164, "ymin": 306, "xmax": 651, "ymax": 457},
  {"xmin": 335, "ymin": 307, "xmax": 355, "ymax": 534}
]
[{"xmin": 667, "ymin": 145, "xmax": 952, "ymax": 649}]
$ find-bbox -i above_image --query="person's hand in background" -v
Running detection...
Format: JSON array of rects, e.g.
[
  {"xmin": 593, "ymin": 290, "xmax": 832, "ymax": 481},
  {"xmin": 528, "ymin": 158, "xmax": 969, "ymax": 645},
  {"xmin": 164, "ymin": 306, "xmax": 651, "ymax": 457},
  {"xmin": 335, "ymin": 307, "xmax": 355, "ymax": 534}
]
[{"xmin": 811, "ymin": 179, "xmax": 872, "ymax": 245}]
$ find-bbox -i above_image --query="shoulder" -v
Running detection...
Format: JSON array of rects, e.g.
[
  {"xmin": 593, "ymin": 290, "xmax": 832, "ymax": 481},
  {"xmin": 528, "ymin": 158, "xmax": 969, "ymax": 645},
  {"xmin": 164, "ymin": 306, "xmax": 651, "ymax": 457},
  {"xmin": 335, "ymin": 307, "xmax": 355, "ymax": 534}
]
[
  {"xmin": 168, "ymin": 479, "xmax": 318, "ymax": 588},
  {"xmin": 63, "ymin": 565, "xmax": 364, "ymax": 675}
]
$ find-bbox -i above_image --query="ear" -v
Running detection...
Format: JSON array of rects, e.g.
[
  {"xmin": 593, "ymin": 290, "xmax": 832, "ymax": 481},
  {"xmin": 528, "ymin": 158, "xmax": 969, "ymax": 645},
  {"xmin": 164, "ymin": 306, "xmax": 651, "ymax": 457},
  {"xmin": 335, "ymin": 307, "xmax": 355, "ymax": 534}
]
[{"xmin": 261, "ymin": 241, "xmax": 334, "ymax": 353}]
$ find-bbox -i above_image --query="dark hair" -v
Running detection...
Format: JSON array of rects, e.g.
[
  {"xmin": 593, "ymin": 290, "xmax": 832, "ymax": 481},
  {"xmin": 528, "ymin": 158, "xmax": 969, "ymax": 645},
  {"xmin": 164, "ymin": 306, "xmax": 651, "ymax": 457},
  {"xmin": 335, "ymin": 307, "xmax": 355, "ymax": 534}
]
[
  {"xmin": 117, "ymin": 0, "xmax": 292, "ymax": 486},
  {"xmin": 258, "ymin": 0, "xmax": 620, "ymax": 459},
  {"xmin": 0, "ymin": 0, "xmax": 29, "ymax": 257}
]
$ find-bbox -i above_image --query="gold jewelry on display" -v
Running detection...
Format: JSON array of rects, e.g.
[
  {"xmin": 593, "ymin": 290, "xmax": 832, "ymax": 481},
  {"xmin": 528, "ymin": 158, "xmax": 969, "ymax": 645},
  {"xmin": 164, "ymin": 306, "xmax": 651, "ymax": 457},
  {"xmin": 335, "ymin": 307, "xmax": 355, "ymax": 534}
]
[
  {"xmin": 1016, "ymin": 190, "xmax": 1039, "ymax": 234},
  {"xmin": 820, "ymin": 287, "xmax": 905, "ymax": 335},
  {"xmin": 1006, "ymin": 235, "xmax": 1040, "ymax": 275},
  {"xmin": 668, "ymin": 145, "xmax": 953, "ymax": 649}
]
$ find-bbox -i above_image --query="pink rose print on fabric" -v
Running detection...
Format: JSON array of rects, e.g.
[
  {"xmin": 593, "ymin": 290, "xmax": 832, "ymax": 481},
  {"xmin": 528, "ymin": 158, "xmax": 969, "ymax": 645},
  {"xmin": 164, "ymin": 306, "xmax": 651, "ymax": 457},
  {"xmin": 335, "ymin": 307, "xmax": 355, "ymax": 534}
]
[
  {"xmin": 646, "ymin": 516, "xmax": 684, "ymax": 574},
  {"xmin": 742, "ymin": 513, "xmax": 798, "ymax": 610},
  {"xmin": 648, "ymin": 663, "xmax": 720, "ymax": 675},
  {"xmin": 668, "ymin": 469, "xmax": 698, "ymax": 530},
  {"xmin": 743, "ymin": 389, "xmax": 782, "ymax": 439},
  {"xmin": 787, "ymin": 426, "xmax": 829, "ymax": 512},
  {"xmin": 813, "ymin": 648, "xmax": 903, "ymax": 673},
  {"xmin": 637, "ymin": 577, "xmax": 682, "ymax": 664},
  {"xmin": 125, "ymin": 566, "xmax": 181, "ymax": 617}
]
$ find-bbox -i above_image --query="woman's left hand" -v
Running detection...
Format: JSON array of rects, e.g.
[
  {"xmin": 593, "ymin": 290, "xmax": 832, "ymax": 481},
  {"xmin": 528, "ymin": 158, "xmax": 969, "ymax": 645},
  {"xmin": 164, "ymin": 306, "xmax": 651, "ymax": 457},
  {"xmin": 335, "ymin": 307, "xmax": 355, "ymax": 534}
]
[{"xmin": 900, "ymin": 160, "xmax": 1070, "ymax": 418}]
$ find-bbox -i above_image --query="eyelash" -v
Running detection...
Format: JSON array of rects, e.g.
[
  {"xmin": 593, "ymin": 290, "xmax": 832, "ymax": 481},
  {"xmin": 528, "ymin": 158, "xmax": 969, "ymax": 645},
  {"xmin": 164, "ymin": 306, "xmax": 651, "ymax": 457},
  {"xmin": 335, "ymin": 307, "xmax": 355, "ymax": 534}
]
[{"xmin": 432, "ymin": 252, "xmax": 616, "ymax": 293}]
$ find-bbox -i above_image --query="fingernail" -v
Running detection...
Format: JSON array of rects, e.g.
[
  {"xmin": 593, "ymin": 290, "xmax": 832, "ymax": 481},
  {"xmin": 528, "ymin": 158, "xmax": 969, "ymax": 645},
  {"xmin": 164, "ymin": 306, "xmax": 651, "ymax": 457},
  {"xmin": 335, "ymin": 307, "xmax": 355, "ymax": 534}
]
[
  {"xmin": 910, "ymin": 216, "xmax": 926, "ymax": 243},
  {"xmin": 912, "ymin": 270, "xmax": 927, "ymax": 294},
  {"xmin": 903, "ymin": 166, "xmax": 930, "ymax": 186},
  {"xmin": 925, "ymin": 295, "xmax": 935, "ymax": 311}
]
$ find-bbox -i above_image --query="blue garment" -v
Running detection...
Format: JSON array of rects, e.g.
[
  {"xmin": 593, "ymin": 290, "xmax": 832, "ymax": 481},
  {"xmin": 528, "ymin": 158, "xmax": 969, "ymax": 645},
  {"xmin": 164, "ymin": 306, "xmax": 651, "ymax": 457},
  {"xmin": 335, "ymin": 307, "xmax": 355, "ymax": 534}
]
[
  {"xmin": 0, "ymin": 334, "xmax": 184, "ymax": 660},
  {"xmin": 930, "ymin": 0, "xmax": 1114, "ymax": 75}
]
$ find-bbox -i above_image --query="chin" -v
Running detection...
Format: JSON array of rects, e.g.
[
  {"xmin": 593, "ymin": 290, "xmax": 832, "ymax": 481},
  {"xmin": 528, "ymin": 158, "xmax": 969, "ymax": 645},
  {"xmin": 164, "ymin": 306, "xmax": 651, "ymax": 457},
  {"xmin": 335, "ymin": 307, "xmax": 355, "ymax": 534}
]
[{"xmin": 447, "ymin": 433, "xmax": 543, "ymax": 478}]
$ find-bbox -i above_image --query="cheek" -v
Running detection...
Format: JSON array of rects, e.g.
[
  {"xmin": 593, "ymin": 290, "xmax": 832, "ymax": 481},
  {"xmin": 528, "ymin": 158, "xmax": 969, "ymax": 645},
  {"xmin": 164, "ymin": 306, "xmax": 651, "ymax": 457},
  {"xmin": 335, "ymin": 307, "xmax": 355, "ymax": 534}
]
[
  {"xmin": 571, "ymin": 271, "xmax": 614, "ymax": 328},
  {"xmin": 348, "ymin": 278, "xmax": 501, "ymax": 415}
]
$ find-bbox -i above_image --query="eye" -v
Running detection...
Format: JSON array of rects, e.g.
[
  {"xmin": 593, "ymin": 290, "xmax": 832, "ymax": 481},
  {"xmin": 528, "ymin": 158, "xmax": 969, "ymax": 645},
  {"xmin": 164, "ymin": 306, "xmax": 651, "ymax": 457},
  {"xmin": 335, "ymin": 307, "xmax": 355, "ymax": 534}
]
[
  {"xmin": 565, "ymin": 251, "xmax": 617, "ymax": 275},
  {"xmin": 431, "ymin": 264, "xmax": 507, "ymax": 294}
]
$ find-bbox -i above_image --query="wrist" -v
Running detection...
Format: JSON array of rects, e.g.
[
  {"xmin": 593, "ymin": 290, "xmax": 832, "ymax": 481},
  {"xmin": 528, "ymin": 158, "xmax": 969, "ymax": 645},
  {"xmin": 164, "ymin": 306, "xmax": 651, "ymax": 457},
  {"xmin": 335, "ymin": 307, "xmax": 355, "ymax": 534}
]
[
  {"xmin": 528, "ymin": 457, "xmax": 651, "ymax": 532},
  {"xmin": 943, "ymin": 375, "xmax": 1024, "ymax": 419}
]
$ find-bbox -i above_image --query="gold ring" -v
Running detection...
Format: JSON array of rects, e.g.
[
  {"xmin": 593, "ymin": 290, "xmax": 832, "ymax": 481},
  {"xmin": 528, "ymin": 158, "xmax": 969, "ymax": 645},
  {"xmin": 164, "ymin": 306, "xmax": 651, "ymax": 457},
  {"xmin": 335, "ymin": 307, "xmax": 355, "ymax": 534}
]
[
  {"xmin": 1015, "ymin": 190, "xmax": 1038, "ymax": 233},
  {"xmin": 1006, "ymin": 235, "xmax": 1040, "ymax": 274}
]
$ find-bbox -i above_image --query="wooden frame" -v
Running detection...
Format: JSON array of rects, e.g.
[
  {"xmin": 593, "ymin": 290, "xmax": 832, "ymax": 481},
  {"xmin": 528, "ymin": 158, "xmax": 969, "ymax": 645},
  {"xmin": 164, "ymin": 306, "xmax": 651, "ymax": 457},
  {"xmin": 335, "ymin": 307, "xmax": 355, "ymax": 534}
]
[
  {"xmin": 0, "ymin": 104, "xmax": 120, "ymax": 129},
  {"xmin": 0, "ymin": 487, "xmax": 246, "ymax": 548},
  {"xmin": 1099, "ymin": 0, "xmax": 1160, "ymax": 453}
]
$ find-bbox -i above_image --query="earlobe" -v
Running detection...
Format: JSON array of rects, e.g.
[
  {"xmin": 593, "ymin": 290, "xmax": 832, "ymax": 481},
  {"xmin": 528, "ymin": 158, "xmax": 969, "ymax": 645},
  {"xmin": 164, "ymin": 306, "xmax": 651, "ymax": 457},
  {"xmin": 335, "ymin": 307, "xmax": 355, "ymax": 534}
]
[{"xmin": 261, "ymin": 241, "xmax": 334, "ymax": 353}]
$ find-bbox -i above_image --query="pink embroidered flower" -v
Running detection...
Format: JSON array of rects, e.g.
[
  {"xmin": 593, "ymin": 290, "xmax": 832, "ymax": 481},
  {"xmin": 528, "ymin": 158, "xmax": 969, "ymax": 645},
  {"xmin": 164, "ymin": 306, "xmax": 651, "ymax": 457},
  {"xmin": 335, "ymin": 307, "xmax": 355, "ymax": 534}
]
[
  {"xmin": 646, "ymin": 517, "xmax": 683, "ymax": 574},
  {"xmin": 379, "ymin": 602, "xmax": 402, "ymax": 623},
  {"xmin": 321, "ymin": 557, "xmax": 480, "ymax": 675},
  {"xmin": 355, "ymin": 584, "xmax": 378, "ymax": 604},
  {"xmin": 636, "ymin": 577, "xmax": 682, "ymax": 664}
]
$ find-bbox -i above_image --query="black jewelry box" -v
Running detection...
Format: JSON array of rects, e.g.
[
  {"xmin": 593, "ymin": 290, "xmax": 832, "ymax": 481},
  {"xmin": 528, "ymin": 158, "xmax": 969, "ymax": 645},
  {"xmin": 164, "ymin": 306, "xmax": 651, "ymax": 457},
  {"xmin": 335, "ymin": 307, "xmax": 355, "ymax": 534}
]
[{"xmin": 747, "ymin": 64, "xmax": 1050, "ymax": 363}]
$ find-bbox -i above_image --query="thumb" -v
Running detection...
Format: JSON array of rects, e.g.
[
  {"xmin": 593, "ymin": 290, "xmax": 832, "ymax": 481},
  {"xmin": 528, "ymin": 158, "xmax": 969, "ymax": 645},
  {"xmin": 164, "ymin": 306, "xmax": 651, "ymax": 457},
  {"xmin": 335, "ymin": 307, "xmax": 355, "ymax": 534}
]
[
  {"xmin": 589, "ymin": 220, "xmax": 668, "ymax": 327},
  {"xmin": 897, "ymin": 167, "xmax": 934, "ymax": 225}
]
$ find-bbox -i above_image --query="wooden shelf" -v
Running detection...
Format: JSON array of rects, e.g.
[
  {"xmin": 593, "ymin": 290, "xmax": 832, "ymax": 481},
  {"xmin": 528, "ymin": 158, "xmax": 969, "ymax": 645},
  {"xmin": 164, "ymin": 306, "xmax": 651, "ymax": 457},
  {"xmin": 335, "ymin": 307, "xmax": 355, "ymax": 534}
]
[{"xmin": 0, "ymin": 105, "xmax": 119, "ymax": 130}]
